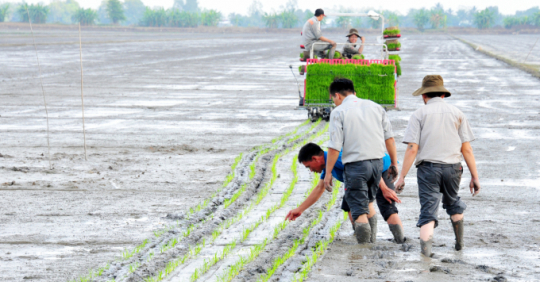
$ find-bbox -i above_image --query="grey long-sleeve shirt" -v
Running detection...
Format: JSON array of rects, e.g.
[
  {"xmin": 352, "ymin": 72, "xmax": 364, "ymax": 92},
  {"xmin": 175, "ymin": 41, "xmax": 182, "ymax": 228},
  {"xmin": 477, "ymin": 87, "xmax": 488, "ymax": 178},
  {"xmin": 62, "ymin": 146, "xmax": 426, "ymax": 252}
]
[
  {"xmin": 342, "ymin": 39, "xmax": 360, "ymax": 55},
  {"xmin": 328, "ymin": 95, "xmax": 394, "ymax": 164},
  {"xmin": 302, "ymin": 16, "xmax": 322, "ymax": 50}
]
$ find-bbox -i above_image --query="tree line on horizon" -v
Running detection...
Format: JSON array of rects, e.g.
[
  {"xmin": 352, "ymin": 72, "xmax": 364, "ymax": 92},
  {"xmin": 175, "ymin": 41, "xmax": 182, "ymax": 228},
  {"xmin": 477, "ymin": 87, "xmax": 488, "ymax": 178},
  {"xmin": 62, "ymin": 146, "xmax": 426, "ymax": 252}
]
[{"xmin": 0, "ymin": 0, "xmax": 539, "ymax": 30}]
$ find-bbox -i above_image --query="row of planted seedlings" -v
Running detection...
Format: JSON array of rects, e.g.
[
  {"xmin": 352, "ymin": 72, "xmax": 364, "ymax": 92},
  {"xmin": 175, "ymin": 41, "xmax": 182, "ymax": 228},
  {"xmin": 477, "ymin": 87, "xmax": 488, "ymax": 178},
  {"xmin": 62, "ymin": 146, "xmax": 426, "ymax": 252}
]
[
  {"xmin": 142, "ymin": 120, "xmax": 329, "ymax": 282},
  {"xmin": 69, "ymin": 120, "xmax": 314, "ymax": 282},
  {"xmin": 213, "ymin": 133, "xmax": 334, "ymax": 282},
  {"xmin": 202, "ymin": 126, "xmax": 333, "ymax": 282}
]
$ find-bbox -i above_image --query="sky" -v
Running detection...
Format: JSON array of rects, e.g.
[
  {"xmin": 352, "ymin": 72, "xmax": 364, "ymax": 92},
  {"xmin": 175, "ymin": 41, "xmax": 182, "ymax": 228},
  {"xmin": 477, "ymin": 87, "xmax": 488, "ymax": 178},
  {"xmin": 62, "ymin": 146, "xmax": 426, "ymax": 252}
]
[{"xmin": 3, "ymin": 0, "xmax": 539, "ymax": 16}]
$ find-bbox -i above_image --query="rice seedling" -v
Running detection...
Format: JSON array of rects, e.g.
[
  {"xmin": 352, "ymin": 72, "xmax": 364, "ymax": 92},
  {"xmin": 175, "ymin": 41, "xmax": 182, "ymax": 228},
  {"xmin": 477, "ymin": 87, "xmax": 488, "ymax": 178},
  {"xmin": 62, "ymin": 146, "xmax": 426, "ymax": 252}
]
[
  {"xmin": 287, "ymin": 118, "xmax": 322, "ymax": 145},
  {"xmin": 383, "ymin": 28, "xmax": 401, "ymax": 36},
  {"xmin": 352, "ymin": 54, "xmax": 365, "ymax": 60},
  {"xmin": 388, "ymin": 54, "xmax": 402, "ymax": 76},
  {"xmin": 386, "ymin": 42, "xmax": 401, "ymax": 50},
  {"xmin": 326, "ymin": 50, "xmax": 342, "ymax": 59},
  {"xmin": 305, "ymin": 62, "xmax": 396, "ymax": 105},
  {"xmin": 129, "ymin": 262, "xmax": 140, "ymax": 273}
]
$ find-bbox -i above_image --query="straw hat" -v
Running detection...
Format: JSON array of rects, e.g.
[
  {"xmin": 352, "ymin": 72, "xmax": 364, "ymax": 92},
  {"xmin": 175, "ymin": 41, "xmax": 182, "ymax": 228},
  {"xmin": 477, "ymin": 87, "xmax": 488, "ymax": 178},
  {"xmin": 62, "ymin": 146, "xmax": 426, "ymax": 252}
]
[
  {"xmin": 346, "ymin": 28, "xmax": 361, "ymax": 38},
  {"xmin": 412, "ymin": 75, "xmax": 452, "ymax": 97}
]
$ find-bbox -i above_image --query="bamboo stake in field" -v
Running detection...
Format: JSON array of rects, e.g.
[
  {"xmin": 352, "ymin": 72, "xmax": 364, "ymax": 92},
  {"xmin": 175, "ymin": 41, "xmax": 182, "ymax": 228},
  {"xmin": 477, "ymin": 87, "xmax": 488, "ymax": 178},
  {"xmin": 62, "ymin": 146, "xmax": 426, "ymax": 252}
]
[
  {"xmin": 78, "ymin": 22, "xmax": 88, "ymax": 161},
  {"xmin": 523, "ymin": 37, "xmax": 539, "ymax": 63},
  {"xmin": 26, "ymin": 6, "xmax": 52, "ymax": 170}
]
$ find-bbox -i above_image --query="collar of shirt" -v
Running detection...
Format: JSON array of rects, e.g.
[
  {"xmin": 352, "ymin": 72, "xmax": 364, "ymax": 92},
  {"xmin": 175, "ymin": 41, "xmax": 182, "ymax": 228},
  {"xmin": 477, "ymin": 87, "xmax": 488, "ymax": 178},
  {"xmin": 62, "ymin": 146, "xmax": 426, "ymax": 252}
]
[
  {"xmin": 312, "ymin": 16, "xmax": 320, "ymax": 23},
  {"xmin": 342, "ymin": 94, "xmax": 358, "ymax": 104},
  {"xmin": 426, "ymin": 97, "xmax": 444, "ymax": 105}
]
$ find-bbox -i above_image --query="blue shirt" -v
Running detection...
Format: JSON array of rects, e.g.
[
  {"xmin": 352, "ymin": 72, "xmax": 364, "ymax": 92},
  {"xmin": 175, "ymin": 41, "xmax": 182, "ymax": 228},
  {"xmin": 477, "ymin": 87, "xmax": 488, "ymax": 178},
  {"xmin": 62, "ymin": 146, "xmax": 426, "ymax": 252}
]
[{"xmin": 320, "ymin": 151, "xmax": 391, "ymax": 183}]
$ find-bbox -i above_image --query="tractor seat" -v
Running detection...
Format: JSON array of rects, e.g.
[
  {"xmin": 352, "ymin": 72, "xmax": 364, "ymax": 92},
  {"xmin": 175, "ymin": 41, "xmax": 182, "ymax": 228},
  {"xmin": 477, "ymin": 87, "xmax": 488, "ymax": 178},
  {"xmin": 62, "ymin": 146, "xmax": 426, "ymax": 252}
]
[{"xmin": 300, "ymin": 45, "xmax": 305, "ymax": 49}]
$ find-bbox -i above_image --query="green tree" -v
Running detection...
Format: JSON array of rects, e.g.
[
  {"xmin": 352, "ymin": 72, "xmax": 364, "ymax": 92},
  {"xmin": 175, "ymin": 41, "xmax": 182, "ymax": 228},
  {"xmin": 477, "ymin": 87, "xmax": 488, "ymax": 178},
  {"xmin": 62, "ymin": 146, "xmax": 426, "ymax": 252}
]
[
  {"xmin": 72, "ymin": 8, "xmax": 98, "ymax": 25},
  {"xmin": 533, "ymin": 12, "xmax": 540, "ymax": 26},
  {"xmin": 18, "ymin": 3, "xmax": 49, "ymax": 23},
  {"xmin": 262, "ymin": 12, "xmax": 279, "ymax": 28},
  {"xmin": 474, "ymin": 8, "xmax": 495, "ymax": 29},
  {"xmin": 123, "ymin": 0, "xmax": 145, "ymax": 25},
  {"xmin": 0, "ymin": 4, "xmax": 10, "ymax": 22},
  {"xmin": 336, "ymin": 8, "xmax": 352, "ymax": 29},
  {"xmin": 413, "ymin": 8, "xmax": 429, "ymax": 31},
  {"xmin": 382, "ymin": 11, "xmax": 400, "ymax": 26},
  {"xmin": 140, "ymin": 7, "xmax": 167, "ymax": 27},
  {"xmin": 106, "ymin": 0, "xmax": 125, "ymax": 24},
  {"xmin": 279, "ymin": 9, "xmax": 298, "ymax": 28},
  {"xmin": 183, "ymin": 0, "xmax": 199, "ymax": 12},
  {"xmin": 201, "ymin": 9, "xmax": 221, "ymax": 26},
  {"xmin": 430, "ymin": 8, "xmax": 444, "ymax": 29},
  {"xmin": 48, "ymin": 0, "xmax": 79, "ymax": 24}
]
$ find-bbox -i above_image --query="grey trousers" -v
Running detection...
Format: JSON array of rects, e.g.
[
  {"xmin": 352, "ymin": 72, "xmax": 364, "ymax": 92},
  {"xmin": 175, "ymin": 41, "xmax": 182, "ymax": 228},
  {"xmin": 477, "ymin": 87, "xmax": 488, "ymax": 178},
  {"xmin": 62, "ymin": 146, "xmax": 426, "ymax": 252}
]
[
  {"xmin": 343, "ymin": 159, "xmax": 383, "ymax": 220},
  {"xmin": 307, "ymin": 40, "xmax": 335, "ymax": 59},
  {"xmin": 417, "ymin": 162, "xmax": 467, "ymax": 228}
]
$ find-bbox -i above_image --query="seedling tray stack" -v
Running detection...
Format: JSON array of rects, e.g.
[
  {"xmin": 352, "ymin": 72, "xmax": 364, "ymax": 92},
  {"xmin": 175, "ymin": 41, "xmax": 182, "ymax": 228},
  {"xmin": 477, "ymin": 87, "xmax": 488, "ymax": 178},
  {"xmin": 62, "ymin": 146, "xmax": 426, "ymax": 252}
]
[{"xmin": 303, "ymin": 59, "xmax": 397, "ymax": 106}]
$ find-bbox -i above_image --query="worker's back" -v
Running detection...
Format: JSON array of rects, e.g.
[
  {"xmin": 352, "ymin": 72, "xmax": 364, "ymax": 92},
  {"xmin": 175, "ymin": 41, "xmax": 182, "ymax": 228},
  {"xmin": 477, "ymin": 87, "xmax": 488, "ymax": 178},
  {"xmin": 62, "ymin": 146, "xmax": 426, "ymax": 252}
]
[{"xmin": 302, "ymin": 16, "xmax": 321, "ymax": 49}]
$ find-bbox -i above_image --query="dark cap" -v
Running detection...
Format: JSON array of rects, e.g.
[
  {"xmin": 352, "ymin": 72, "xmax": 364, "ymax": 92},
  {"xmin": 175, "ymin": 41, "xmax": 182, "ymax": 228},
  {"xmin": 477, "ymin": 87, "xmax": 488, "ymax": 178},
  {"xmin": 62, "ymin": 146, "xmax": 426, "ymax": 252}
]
[
  {"xmin": 314, "ymin": 9, "xmax": 325, "ymax": 17},
  {"xmin": 412, "ymin": 75, "xmax": 451, "ymax": 97}
]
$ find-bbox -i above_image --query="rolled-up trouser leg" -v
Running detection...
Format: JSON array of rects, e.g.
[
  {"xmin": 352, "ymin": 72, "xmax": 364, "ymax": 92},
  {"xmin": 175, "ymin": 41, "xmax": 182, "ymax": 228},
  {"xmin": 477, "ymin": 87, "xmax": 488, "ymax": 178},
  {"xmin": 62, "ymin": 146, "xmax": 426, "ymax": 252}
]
[
  {"xmin": 376, "ymin": 170, "xmax": 399, "ymax": 221},
  {"xmin": 311, "ymin": 40, "xmax": 333, "ymax": 59},
  {"xmin": 416, "ymin": 165, "xmax": 443, "ymax": 228},
  {"xmin": 441, "ymin": 164, "xmax": 466, "ymax": 251},
  {"xmin": 344, "ymin": 159, "xmax": 383, "ymax": 222}
]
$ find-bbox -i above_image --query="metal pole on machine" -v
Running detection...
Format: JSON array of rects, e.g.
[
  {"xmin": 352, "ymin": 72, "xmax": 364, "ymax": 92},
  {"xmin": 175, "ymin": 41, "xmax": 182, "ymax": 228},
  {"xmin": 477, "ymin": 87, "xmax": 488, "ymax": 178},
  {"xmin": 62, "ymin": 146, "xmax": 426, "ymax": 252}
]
[
  {"xmin": 78, "ymin": 22, "xmax": 88, "ymax": 161},
  {"xmin": 26, "ymin": 6, "xmax": 52, "ymax": 170}
]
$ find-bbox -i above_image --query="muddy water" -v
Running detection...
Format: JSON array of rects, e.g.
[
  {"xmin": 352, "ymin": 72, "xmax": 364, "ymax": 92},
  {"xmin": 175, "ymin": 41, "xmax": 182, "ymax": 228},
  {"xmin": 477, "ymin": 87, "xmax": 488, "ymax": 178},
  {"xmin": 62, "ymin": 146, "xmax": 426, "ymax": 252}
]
[
  {"xmin": 460, "ymin": 34, "xmax": 540, "ymax": 67},
  {"xmin": 308, "ymin": 35, "xmax": 540, "ymax": 281}
]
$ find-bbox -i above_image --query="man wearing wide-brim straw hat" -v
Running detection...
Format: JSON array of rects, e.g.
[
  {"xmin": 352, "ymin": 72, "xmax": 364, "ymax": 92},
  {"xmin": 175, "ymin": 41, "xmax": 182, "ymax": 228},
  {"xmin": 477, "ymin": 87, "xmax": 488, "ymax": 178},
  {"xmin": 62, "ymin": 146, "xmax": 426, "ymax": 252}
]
[
  {"xmin": 342, "ymin": 28, "xmax": 365, "ymax": 59},
  {"xmin": 394, "ymin": 75, "xmax": 481, "ymax": 257}
]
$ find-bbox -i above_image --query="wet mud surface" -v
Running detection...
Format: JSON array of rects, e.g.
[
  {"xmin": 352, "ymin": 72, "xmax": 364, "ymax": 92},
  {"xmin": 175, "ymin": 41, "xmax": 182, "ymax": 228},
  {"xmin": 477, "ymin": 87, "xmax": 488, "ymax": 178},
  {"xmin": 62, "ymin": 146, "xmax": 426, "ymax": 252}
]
[
  {"xmin": 459, "ymin": 34, "xmax": 540, "ymax": 67},
  {"xmin": 1, "ymin": 30, "xmax": 540, "ymax": 281}
]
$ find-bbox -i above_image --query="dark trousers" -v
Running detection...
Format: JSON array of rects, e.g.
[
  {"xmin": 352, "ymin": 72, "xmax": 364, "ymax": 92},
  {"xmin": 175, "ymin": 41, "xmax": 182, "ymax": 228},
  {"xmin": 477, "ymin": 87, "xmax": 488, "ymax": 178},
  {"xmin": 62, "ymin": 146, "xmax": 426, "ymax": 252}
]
[
  {"xmin": 417, "ymin": 162, "xmax": 467, "ymax": 228},
  {"xmin": 343, "ymin": 159, "xmax": 383, "ymax": 220},
  {"xmin": 342, "ymin": 170, "xmax": 399, "ymax": 221}
]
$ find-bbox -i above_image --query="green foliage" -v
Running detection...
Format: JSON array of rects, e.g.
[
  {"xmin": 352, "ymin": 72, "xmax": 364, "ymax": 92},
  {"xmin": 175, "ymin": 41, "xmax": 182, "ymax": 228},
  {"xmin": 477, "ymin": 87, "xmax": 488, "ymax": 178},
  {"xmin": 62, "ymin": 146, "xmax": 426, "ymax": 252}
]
[
  {"xmin": 106, "ymin": 0, "xmax": 125, "ymax": 24},
  {"xmin": 351, "ymin": 54, "xmax": 365, "ymax": 60},
  {"xmin": 200, "ymin": 9, "xmax": 221, "ymax": 26},
  {"xmin": 383, "ymin": 29, "xmax": 400, "ymax": 36},
  {"xmin": 503, "ymin": 14, "xmax": 540, "ymax": 28},
  {"xmin": 305, "ymin": 62, "xmax": 396, "ymax": 105},
  {"xmin": 48, "ymin": 0, "xmax": 80, "ymax": 24},
  {"xmin": 262, "ymin": 12, "xmax": 279, "ymax": 28},
  {"xmin": 474, "ymin": 8, "xmax": 495, "ymax": 29},
  {"xmin": 140, "ymin": 8, "xmax": 201, "ymax": 27},
  {"xmin": 279, "ymin": 9, "xmax": 298, "ymax": 28},
  {"xmin": 386, "ymin": 42, "xmax": 401, "ymax": 50},
  {"xmin": 18, "ymin": 3, "xmax": 49, "ymax": 24},
  {"xmin": 0, "ymin": 4, "xmax": 10, "ymax": 22},
  {"xmin": 388, "ymin": 55, "xmax": 402, "ymax": 76},
  {"xmin": 72, "ymin": 8, "xmax": 98, "ymax": 25},
  {"xmin": 430, "ymin": 7, "xmax": 446, "ymax": 29},
  {"xmin": 382, "ymin": 11, "xmax": 400, "ymax": 26},
  {"xmin": 326, "ymin": 50, "xmax": 342, "ymax": 59},
  {"xmin": 413, "ymin": 8, "xmax": 429, "ymax": 31},
  {"xmin": 123, "ymin": 0, "xmax": 146, "ymax": 25}
]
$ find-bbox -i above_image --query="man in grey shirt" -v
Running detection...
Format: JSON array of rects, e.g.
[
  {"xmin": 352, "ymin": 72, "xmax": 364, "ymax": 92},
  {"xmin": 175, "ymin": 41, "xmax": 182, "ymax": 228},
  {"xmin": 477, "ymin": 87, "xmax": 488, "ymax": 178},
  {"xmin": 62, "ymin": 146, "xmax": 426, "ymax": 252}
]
[
  {"xmin": 395, "ymin": 75, "xmax": 481, "ymax": 257},
  {"xmin": 302, "ymin": 8, "xmax": 336, "ymax": 59},
  {"xmin": 325, "ymin": 78, "xmax": 398, "ymax": 244}
]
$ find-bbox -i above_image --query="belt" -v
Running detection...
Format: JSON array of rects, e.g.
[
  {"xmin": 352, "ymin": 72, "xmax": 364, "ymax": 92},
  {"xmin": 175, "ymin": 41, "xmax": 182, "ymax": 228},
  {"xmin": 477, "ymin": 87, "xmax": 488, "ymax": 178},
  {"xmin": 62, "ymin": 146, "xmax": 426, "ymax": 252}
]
[{"xmin": 417, "ymin": 161, "xmax": 461, "ymax": 168}]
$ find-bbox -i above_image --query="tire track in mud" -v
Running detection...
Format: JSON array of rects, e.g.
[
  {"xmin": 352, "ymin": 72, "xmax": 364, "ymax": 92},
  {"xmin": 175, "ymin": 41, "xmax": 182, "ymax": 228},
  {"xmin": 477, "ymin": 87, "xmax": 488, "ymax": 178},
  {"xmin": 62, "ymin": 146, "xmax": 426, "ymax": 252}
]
[{"xmin": 69, "ymin": 120, "xmax": 322, "ymax": 282}]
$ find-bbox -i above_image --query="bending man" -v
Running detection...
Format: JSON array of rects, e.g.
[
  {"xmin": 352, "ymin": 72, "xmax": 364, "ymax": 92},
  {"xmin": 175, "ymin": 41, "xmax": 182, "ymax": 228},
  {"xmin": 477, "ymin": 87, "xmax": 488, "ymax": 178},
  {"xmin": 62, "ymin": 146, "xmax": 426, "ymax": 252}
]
[
  {"xmin": 302, "ymin": 8, "xmax": 336, "ymax": 59},
  {"xmin": 395, "ymin": 75, "xmax": 480, "ymax": 257},
  {"xmin": 285, "ymin": 143, "xmax": 406, "ymax": 243}
]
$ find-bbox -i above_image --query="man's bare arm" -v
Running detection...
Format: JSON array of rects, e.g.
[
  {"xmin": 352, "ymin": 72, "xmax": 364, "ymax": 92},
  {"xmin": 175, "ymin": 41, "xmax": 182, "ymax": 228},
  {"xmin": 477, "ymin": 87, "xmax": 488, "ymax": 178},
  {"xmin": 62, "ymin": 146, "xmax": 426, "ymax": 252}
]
[
  {"xmin": 323, "ymin": 148, "xmax": 340, "ymax": 190},
  {"xmin": 395, "ymin": 143, "xmax": 418, "ymax": 193},
  {"xmin": 385, "ymin": 137, "xmax": 399, "ymax": 181},
  {"xmin": 285, "ymin": 179, "xmax": 326, "ymax": 221},
  {"xmin": 461, "ymin": 142, "xmax": 480, "ymax": 196},
  {"xmin": 379, "ymin": 177, "xmax": 401, "ymax": 204}
]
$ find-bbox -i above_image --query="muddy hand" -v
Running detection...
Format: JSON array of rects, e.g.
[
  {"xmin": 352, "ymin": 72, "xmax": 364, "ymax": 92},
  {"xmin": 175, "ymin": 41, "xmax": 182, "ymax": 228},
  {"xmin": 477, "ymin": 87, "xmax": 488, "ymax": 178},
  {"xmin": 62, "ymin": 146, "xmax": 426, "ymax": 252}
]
[
  {"xmin": 395, "ymin": 178, "xmax": 405, "ymax": 194},
  {"xmin": 323, "ymin": 174, "xmax": 333, "ymax": 192},
  {"xmin": 388, "ymin": 165, "xmax": 399, "ymax": 182},
  {"xmin": 285, "ymin": 209, "xmax": 302, "ymax": 221},
  {"xmin": 470, "ymin": 178, "xmax": 481, "ymax": 196}
]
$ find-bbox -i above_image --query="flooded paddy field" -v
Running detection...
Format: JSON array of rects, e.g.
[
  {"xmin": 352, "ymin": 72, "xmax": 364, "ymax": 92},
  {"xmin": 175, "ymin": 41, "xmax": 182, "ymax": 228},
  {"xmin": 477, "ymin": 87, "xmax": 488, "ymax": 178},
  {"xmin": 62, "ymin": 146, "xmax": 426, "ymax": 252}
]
[
  {"xmin": 1, "ymin": 30, "xmax": 539, "ymax": 281},
  {"xmin": 459, "ymin": 34, "xmax": 540, "ymax": 67}
]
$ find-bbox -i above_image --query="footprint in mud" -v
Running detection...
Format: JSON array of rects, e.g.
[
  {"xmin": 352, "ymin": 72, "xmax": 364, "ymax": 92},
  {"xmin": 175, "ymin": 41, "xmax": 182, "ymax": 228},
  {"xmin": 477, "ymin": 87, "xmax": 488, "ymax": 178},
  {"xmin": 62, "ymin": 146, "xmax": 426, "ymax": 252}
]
[{"xmin": 429, "ymin": 265, "xmax": 451, "ymax": 274}]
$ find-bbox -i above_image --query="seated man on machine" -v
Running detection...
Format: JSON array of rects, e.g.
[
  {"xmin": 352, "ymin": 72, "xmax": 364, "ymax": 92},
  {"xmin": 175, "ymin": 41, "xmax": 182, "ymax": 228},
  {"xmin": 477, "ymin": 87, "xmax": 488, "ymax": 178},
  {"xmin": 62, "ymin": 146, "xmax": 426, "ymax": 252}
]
[
  {"xmin": 342, "ymin": 28, "xmax": 365, "ymax": 59},
  {"xmin": 302, "ymin": 8, "xmax": 336, "ymax": 59}
]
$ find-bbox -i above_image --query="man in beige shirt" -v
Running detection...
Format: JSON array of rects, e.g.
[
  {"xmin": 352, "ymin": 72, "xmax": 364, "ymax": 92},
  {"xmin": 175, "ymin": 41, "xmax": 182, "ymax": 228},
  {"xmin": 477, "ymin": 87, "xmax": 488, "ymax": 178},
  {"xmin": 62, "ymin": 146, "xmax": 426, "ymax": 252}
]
[{"xmin": 395, "ymin": 75, "xmax": 481, "ymax": 257}]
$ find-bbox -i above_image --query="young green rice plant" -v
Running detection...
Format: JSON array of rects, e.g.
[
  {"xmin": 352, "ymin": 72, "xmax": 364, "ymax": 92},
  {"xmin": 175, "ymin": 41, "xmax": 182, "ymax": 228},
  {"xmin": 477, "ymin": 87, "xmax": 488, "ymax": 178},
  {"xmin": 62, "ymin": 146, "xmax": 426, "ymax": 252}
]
[
  {"xmin": 129, "ymin": 262, "xmax": 140, "ymax": 273},
  {"xmin": 292, "ymin": 212, "xmax": 344, "ymax": 282},
  {"xmin": 305, "ymin": 62, "xmax": 396, "ymax": 105},
  {"xmin": 287, "ymin": 118, "xmax": 322, "ymax": 144},
  {"xmin": 388, "ymin": 54, "xmax": 402, "ymax": 76},
  {"xmin": 386, "ymin": 42, "xmax": 401, "ymax": 50},
  {"xmin": 351, "ymin": 54, "xmax": 364, "ymax": 60},
  {"xmin": 326, "ymin": 49, "xmax": 342, "ymax": 59},
  {"xmin": 383, "ymin": 28, "xmax": 401, "ymax": 36}
]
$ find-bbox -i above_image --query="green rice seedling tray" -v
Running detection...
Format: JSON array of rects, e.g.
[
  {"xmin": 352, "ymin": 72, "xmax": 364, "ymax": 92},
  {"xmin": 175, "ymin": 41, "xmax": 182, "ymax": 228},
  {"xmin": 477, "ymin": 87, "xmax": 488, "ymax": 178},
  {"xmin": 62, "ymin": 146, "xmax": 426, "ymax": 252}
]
[{"xmin": 303, "ymin": 59, "xmax": 396, "ymax": 106}]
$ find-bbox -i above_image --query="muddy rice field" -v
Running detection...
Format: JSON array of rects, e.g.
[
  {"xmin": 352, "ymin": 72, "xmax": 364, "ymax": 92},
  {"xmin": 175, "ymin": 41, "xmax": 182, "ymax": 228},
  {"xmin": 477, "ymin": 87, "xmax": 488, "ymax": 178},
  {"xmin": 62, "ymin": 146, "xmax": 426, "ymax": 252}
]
[{"xmin": 1, "ymin": 29, "xmax": 540, "ymax": 281}]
